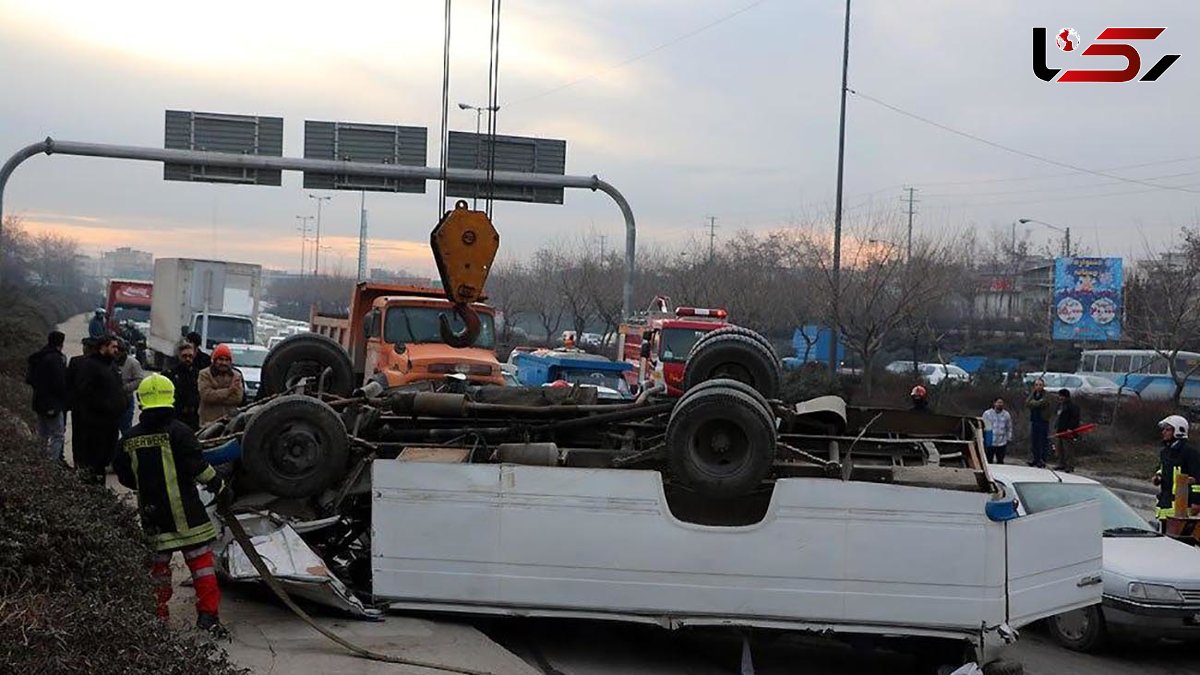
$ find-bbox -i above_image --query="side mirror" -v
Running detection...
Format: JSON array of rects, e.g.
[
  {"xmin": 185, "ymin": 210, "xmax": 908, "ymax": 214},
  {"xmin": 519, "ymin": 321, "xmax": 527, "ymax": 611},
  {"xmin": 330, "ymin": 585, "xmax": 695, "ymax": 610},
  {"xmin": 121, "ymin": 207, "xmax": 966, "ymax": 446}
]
[{"xmin": 393, "ymin": 343, "xmax": 407, "ymax": 355}]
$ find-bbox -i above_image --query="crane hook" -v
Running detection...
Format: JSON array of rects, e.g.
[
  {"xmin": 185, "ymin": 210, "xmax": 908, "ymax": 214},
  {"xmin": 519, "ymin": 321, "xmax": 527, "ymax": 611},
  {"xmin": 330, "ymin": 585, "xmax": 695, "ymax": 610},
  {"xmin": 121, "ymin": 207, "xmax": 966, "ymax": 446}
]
[{"xmin": 439, "ymin": 302, "xmax": 482, "ymax": 348}]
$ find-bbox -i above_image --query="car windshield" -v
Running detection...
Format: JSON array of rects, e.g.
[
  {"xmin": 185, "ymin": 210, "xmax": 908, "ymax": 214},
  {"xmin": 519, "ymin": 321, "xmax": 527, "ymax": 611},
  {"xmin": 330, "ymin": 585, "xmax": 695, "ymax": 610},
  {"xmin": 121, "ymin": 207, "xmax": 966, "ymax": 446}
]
[
  {"xmin": 195, "ymin": 315, "xmax": 255, "ymax": 345},
  {"xmin": 384, "ymin": 306, "xmax": 496, "ymax": 349},
  {"xmin": 1013, "ymin": 482, "xmax": 1158, "ymax": 536},
  {"xmin": 231, "ymin": 349, "xmax": 267, "ymax": 368},
  {"xmin": 113, "ymin": 303, "xmax": 150, "ymax": 323},
  {"xmin": 659, "ymin": 327, "xmax": 712, "ymax": 363}
]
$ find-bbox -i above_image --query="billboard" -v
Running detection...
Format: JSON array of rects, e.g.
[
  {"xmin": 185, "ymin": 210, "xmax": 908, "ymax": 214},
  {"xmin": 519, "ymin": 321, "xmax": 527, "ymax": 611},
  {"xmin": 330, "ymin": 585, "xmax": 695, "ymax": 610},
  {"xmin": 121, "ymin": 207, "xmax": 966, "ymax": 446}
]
[{"xmin": 1053, "ymin": 257, "xmax": 1123, "ymax": 341}]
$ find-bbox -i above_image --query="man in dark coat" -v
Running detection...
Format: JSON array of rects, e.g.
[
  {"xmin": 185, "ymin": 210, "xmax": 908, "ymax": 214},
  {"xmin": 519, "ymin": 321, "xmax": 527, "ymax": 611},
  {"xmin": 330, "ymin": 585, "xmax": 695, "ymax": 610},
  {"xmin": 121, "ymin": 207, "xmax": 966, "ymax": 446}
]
[
  {"xmin": 166, "ymin": 341, "xmax": 202, "ymax": 430},
  {"xmin": 1054, "ymin": 388, "xmax": 1082, "ymax": 472},
  {"xmin": 186, "ymin": 331, "xmax": 212, "ymax": 370},
  {"xmin": 26, "ymin": 330, "xmax": 68, "ymax": 461},
  {"xmin": 70, "ymin": 335, "xmax": 128, "ymax": 483}
]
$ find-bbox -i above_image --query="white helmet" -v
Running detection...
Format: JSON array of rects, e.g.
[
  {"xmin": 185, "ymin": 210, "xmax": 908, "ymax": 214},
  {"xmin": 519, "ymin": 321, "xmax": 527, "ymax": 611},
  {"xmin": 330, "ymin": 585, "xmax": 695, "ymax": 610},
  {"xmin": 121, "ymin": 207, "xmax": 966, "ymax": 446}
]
[{"xmin": 1159, "ymin": 415, "xmax": 1189, "ymax": 439}]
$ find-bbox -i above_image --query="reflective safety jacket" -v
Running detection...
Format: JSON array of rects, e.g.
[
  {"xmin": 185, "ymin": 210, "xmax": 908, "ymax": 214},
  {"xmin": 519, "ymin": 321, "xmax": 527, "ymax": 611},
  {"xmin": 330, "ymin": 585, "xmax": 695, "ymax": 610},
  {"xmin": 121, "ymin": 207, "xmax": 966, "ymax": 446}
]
[
  {"xmin": 114, "ymin": 407, "xmax": 219, "ymax": 551},
  {"xmin": 1155, "ymin": 439, "xmax": 1200, "ymax": 520}
]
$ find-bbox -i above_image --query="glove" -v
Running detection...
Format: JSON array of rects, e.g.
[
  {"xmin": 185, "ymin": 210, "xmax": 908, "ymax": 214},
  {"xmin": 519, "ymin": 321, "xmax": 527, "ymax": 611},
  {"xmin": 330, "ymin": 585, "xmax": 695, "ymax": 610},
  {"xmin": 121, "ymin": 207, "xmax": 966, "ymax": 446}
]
[{"xmin": 206, "ymin": 476, "xmax": 233, "ymax": 508}]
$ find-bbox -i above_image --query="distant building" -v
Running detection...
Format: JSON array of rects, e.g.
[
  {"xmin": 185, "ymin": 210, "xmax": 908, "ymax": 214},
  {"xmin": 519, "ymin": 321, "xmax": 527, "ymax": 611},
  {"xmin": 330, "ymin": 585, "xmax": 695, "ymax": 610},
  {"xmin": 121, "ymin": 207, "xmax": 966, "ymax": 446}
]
[
  {"xmin": 972, "ymin": 257, "xmax": 1053, "ymax": 325},
  {"xmin": 99, "ymin": 246, "xmax": 153, "ymax": 280},
  {"xmin": 369, "ymin": 267, "xmax": 431, "ymax": 286}
]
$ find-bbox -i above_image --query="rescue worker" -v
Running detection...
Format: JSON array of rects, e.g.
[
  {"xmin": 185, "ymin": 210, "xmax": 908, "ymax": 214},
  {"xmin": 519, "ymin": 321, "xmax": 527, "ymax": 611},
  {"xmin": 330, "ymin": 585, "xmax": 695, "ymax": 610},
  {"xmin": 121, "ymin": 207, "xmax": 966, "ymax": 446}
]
[
  {"xmin": 1053, "ymin": 388, "xmax": 1081, "ymax": 473},
  {"xmin": 26, "ymin": 330, "xmax": 68, "ymax": 462},
  {"xmin": 1025, "ymin": 378, "xmax": 1052, "ymax": 468},
  {"xmin": 198, "ymin": 343, "xmax": 244, "ymax": 425},
  {"xmin": 88, "ymin": 307, "xmax": 107, "ymax": 338},
  {"xmin": 1152, "ymin": 415, "xmax": 1200, "ymax": 527},
  {"xmin": 167, "ymin": 341, "xmax": 202, "ymax": 430},
  {"xmin": 70, "ymin": 335, "xmax": 128, "ymax": 483},
  {"xmin": 910, "ymin": 385, "xmax": 931, "ymax": 413},
  {"xmin": 114, "ymin": 374, "xmax": 227, "ymax": 631}
]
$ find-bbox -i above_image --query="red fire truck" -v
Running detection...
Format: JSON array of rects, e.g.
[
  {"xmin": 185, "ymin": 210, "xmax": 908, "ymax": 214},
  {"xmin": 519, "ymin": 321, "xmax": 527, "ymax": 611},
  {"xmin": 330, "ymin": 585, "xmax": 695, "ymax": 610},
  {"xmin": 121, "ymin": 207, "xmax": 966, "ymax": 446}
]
[{"xmin": 616, "ymin": 297, "xmax": 731, "ymax": 396}]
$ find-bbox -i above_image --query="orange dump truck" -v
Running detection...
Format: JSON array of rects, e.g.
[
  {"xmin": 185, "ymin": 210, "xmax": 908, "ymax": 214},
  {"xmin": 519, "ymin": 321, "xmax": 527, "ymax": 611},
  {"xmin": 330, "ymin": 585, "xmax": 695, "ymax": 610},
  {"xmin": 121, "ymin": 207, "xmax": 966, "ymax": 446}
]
[{"xmin": 303, "ymin": 282, "xmax": 503, "ymax": 391}]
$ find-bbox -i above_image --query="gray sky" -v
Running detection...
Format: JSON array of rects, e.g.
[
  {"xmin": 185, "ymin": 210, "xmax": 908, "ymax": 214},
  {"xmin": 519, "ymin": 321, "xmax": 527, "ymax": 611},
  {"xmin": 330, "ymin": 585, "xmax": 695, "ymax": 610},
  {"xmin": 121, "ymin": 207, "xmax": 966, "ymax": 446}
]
[{"xmin": 1, "ymin": 0, "xmax": 1196, "ymax": 275}]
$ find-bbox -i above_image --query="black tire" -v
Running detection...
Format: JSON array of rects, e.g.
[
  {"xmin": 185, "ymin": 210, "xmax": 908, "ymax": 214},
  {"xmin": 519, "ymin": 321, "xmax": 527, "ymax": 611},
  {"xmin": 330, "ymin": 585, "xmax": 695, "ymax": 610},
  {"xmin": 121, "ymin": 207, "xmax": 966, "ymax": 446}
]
[
  {"xmin": 689, "ymin": 325, "xmax": 778, "ymax": 362},
  {"xmin": 683, "ymin": 330, "xmax": 782, "ymax": 399},
  {"xmin": 261, "ymin": 333, "xmax": 354, "ymax": 397},
  {"xmin": 666, "ymin": 379, "xmax": 776, "ymax": 498},
  {"xmin": 682, "ymin": 378, "xmax": 776, "ymax": 430},
  {"xmin": 1045, "ymin": 606, "xmax": 1106, "ymax": 653},
  {"xmin": 241, "ymin": 395, "xmax": 349, "ymax": 499},
  {"xmin": 982, "ymin": 659, "xmax": 1025, "ymax": 675}
]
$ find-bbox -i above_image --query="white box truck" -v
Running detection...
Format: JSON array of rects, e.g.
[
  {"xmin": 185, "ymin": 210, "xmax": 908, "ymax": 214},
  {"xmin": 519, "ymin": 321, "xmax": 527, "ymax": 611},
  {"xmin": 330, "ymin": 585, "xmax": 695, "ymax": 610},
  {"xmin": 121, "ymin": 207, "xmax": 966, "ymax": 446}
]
[{"xmin": 148, "ymin": 258, "xmax": 262, "ymax": 369}]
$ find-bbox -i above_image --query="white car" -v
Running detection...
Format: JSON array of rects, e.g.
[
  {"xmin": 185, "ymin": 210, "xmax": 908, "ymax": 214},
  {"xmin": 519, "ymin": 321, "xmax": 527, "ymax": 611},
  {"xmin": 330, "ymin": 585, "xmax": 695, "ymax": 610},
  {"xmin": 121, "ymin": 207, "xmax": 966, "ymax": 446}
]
[
  {"xmin": 1022, "ymin": 371, "xmax": 1127, "ymax": 398},
  {"xmin": 884, "ymin": 361, "xmax": 970, "ymax": 385},
  {"xmin": 990, "ymin": 464, "xmax": 1200, "ymax": 651},
  {"xmin": 227, "ymin": 343, "xmax": 269, "ymax": 400}
]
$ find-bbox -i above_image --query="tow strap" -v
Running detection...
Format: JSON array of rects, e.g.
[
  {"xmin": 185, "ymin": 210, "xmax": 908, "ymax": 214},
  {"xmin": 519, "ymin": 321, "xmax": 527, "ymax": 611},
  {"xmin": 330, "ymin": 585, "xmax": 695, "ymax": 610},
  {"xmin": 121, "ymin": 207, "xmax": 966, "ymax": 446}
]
[{"xmin": 217, "ymin": 501, "xmax": 498, "ymax": 675}]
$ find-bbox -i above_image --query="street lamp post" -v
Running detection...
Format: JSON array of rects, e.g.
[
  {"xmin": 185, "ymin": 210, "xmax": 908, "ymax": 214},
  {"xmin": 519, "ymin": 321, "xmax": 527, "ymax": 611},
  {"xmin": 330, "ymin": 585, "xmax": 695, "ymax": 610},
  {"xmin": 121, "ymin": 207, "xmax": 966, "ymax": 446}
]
[
  {"xmin": 829, "ymin": 0, "xmax": 852, "ymax": 373},
  {"xmin": 308, "ymin": 194, "xmax": 330, "ymax": 276},
  {"xmin": 295, "ymin": 215, "xmax": 312, "ymax": 278},
  {"xmin": 457, "ymin": 102, "xmax": 501, "ymax": 209},
  {"xmin": 1018, "ymin": 217, "xmax": 1071, "ymax": 257}
]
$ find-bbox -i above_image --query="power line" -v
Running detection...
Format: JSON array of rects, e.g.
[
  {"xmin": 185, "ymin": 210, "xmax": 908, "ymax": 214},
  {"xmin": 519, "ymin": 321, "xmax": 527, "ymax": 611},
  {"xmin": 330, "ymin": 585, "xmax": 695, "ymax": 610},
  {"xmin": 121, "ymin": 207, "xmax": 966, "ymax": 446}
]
[
  {"xmin": 848, "ymin": 88, "xmax": 1200, "ymax": 195},
  {"xmin": 914, "ymin": 154, "xmax": 1200, "ymax": 188},
  {"xmin": 510, "ymin": 0, "xmax": 770, "ymax": 106},
  {"xmin": 921, "ymin": 169, "xmax": 1200, "ymax": 199}
]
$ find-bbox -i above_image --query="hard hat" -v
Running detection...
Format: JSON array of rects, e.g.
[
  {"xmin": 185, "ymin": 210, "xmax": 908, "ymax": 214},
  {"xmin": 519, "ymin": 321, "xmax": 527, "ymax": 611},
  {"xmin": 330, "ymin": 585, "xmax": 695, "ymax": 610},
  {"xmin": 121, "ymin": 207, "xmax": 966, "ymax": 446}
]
[
  {"xmin": 910, "ymin": 385, "xmax": 928, "ymax": 399},
  {"xmin": 95, "ymin": 307, "xmax": 106, "ymax": 314},
  {"xmin": 1159, "ymin": 415, "xmax": 1189, "ymax": 439},
  {"xmin": 212, "ymin": 343, "xmax": 233, "ymax": 361},
  {"xmin": 137, "ymin": 373, "xmax": 176, "ymax": 410}
]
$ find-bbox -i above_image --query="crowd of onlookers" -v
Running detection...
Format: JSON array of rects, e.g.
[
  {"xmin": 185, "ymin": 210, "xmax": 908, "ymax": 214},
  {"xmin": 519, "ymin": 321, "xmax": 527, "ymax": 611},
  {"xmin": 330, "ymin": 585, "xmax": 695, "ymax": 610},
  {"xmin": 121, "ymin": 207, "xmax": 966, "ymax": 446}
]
[{"xmin": 24, "ymin": 323, "xmax": 244, "ymax": 482}]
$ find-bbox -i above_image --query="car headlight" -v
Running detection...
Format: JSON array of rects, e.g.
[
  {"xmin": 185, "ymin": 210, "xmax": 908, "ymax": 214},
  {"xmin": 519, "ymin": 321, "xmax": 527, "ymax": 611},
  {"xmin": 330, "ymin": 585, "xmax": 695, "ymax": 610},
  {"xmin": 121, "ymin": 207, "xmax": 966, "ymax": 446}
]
[{"xmin": 1129, "ymin": 582, "xmax": 1184, "ymax": 603}]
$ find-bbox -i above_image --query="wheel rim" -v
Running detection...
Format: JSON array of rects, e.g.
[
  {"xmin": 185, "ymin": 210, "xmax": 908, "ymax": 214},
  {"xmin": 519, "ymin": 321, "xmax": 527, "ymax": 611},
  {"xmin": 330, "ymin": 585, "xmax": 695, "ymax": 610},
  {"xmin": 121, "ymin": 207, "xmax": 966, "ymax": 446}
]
[
  {"xmin": 267, "ymin": 424, "xmax": 325, "ymax": 480},
  {"xmin": 1052, "ymin": 608, "xmax": 1092, "ymax": 642},
  {"xmin": 689, "ymin": 418, "xmax": 751, "ymax": 478}
]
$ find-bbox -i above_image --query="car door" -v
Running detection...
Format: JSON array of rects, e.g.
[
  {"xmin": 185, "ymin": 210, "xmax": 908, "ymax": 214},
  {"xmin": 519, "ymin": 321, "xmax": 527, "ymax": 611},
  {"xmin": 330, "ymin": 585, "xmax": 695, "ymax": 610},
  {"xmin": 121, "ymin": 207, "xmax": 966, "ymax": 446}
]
[{"xmin": 1006, "ymin": 500, "xmax": 1104, "ymax": 627}]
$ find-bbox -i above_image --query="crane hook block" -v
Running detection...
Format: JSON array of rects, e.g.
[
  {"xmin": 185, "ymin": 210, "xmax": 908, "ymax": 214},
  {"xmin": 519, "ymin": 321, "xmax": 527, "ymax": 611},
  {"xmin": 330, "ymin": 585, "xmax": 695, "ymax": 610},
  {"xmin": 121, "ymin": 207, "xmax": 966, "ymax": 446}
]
[{"xmin": 430, "ymin": 200, "xmax": 500, "ymax": 306}]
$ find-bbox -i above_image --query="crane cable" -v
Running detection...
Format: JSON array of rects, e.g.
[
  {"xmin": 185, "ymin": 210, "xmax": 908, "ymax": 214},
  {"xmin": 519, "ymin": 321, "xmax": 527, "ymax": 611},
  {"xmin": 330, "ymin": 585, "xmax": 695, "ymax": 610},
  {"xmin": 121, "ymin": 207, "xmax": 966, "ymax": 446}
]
[
  {"xmin": 484, "ymin": 0, "xmax": 503, "ymax": 218},
  {"xmin": 437, "ymin": 0, "xmax": 453, "ymax": 216}
]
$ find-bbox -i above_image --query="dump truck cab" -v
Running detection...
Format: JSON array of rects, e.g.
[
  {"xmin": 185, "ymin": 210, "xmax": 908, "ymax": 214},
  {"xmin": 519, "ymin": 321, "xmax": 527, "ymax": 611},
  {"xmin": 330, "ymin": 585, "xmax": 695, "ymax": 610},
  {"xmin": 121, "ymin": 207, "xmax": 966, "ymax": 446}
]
[{"xmin": 310, "ymin": 282, "xmax": 502, "ymax": 389}]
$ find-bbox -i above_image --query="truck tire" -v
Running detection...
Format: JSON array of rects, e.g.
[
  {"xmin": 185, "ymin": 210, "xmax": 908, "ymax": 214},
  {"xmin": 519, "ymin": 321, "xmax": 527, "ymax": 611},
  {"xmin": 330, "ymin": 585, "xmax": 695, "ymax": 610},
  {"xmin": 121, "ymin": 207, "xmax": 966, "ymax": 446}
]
[
  {"xmin": 241, "ymin": 395, "xmax": 349, "ymax": 499},
  {"xmin": 689, "ymin": 325, "xmax": 778, "ymax": 362},
  {"xmin": 982, "ymin": 659, "xmax": 1024, "ymax": 675},
  {"xmin": 261, "ymin": 333, "xmax": 354, "ymax": 397},
  {"xmin": 683, "ymin": 329, "xmax": 782, "ymax": 399},
  {"xmin": 1045, "ymin": 606, "xmax": 1106, "ymax": 653},
  {"xmin": 667, "ymin": 379, "xmax": 776, "ymax": 498},
  {"xmin": 682, "ymin": 378, "xmax": 776, "ymax": 429}
]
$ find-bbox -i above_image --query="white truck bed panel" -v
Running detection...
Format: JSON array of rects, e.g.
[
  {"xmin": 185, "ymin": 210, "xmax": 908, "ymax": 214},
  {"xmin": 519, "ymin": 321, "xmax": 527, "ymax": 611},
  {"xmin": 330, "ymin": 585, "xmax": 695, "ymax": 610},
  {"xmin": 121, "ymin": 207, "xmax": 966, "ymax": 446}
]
[{"xmin": 371, "ymin": 462, "xmax": 1012, "ymax": 633}]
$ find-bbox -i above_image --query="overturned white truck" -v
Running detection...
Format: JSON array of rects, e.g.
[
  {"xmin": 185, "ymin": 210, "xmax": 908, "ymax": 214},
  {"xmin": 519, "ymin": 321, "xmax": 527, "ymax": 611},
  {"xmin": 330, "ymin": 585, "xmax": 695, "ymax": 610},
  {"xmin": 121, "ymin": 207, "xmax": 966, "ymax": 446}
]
[{"xmin": 211, "ymin": 327, "xmax": 1102, "ymax": 674}]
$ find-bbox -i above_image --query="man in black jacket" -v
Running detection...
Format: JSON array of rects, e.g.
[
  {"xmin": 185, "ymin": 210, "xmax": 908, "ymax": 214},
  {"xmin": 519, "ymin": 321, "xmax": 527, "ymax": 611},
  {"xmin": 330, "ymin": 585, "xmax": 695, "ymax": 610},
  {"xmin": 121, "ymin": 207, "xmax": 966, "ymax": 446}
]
[
  {"xmin": 1053, "ymin": 388, "xmax": 1082, "ymax": 472},
  {"xmin": 26, "ymin": 331, "xmax": 68, "ymax": 461},
  {"xmin": 186, "ymin": 331, "xmax": 212, "ymax": 370},
  {"xmin": 114, "ymin": 374, "xmax": 226, "ymax": 630},
  {"xmin": 70, "ymin": 335, "xmax": 128, "ymax": 483},
  {"xmin": 166, "ymin": 341, "xmax": 202, "ymax": 430}
]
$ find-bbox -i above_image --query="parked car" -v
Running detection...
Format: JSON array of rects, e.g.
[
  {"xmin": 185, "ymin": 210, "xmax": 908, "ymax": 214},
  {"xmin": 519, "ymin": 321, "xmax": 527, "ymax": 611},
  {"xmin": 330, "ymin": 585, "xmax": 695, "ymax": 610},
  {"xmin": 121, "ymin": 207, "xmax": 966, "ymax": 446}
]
[
  {"xmin": 884, "ymin": 361, "xmax": 970, "ymax": 385},
  {"xmin": 227, "ymin": 343, "xmax": 269, "ymax": 400},
  {"xmin": 990, "ymin": 465, "xmax": 1200, "ymax": 651},
  {"xmin": 1022, "ymin": 371, "xmax": 1130, "ymax": 398}
]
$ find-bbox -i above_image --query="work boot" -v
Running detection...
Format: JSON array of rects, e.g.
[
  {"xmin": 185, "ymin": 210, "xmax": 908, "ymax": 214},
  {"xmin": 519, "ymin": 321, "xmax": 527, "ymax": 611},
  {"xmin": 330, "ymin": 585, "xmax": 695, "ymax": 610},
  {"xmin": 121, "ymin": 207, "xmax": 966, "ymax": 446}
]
[{"xmin": 196, "ymin": 612, "xmax": 227, "ymax": 638}]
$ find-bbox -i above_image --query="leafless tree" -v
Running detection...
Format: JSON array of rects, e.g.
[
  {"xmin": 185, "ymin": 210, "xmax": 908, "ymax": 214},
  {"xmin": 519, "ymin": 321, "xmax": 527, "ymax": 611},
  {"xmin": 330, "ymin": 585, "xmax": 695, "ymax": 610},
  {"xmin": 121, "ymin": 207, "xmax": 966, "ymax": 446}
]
[{"xmin": 1125, "ymin": 228, "xmax": 1200, "ymax": 404}]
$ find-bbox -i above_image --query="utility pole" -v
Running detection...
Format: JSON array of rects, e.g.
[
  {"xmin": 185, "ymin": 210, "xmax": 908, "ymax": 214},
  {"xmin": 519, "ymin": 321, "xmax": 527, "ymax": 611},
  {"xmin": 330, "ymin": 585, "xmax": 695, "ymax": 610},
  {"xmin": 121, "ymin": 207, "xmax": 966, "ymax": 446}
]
[
  {"xmin": 599, "ymin": 234, "xmax": 607, "ymax": 259},
  {"xmin": 295, "ymin": 215, "xmax": 313, "ymax": 278},
  {"xmin": 357, "ymin": 191, "xmax": 368, "ymax": 282},
  {"xmin": 903, "ymin": 186, "xmax": 918, "ymax": 263},
  {"xmin": 706, "ymin": 216, "xmax": 719, "ymax": 262},
  {"xmin": 829, "ymin": 0, "xmax": 852, "ymax": 372},
  {"xmin": 308, "ymin": 194, "xmax": 330, "ymax": 277}
]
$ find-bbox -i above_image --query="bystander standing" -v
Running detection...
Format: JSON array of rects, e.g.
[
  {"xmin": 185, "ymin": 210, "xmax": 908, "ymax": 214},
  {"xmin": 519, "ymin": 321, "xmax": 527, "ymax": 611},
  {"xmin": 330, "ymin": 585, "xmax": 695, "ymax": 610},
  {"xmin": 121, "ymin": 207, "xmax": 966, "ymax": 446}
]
[{"xmin": 25, "ymin": 331, "xmax": 68, "ymax": 462}]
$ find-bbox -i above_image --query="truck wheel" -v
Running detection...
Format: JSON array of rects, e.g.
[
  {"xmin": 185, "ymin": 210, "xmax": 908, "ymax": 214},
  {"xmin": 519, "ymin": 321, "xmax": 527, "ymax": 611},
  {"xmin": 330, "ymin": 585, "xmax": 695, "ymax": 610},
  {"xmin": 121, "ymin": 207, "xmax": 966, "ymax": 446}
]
[
  {"xmin": 981, "ymin": 659, "xmax": 1024, "ymax": 675},
  {"xmin": 1045, "ymin": 606, "xmax": 1106, "ymax": 653},
  {"xmin": 683, "ymin": 329, "xmax": 782, "ymax": 399},
  {"xmin": 689, "ymin": 325, "xmax": 778, "ymax": 362},
  {"xmin": 667, "ymin": 379, "xmax": 776, "ymax": 498},
  {"xmin": 682, "ymin": 378, "xmax": 776, "ymax": 429},
  {"xmin": 261, "ymin": 333, "xmax": 354, "ymax": 397},
  {"xmin": 241, "ymin": 395, "xmax": 349, "ymax": 499}
]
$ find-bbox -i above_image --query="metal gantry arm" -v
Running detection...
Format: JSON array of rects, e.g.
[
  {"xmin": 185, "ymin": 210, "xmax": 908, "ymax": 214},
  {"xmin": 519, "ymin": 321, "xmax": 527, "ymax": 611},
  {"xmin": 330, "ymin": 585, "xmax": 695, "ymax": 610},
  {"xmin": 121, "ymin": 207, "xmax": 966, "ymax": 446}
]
[{"xmin": 0, "ymin": 137, "xmax": 637, "ymax": 317}]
